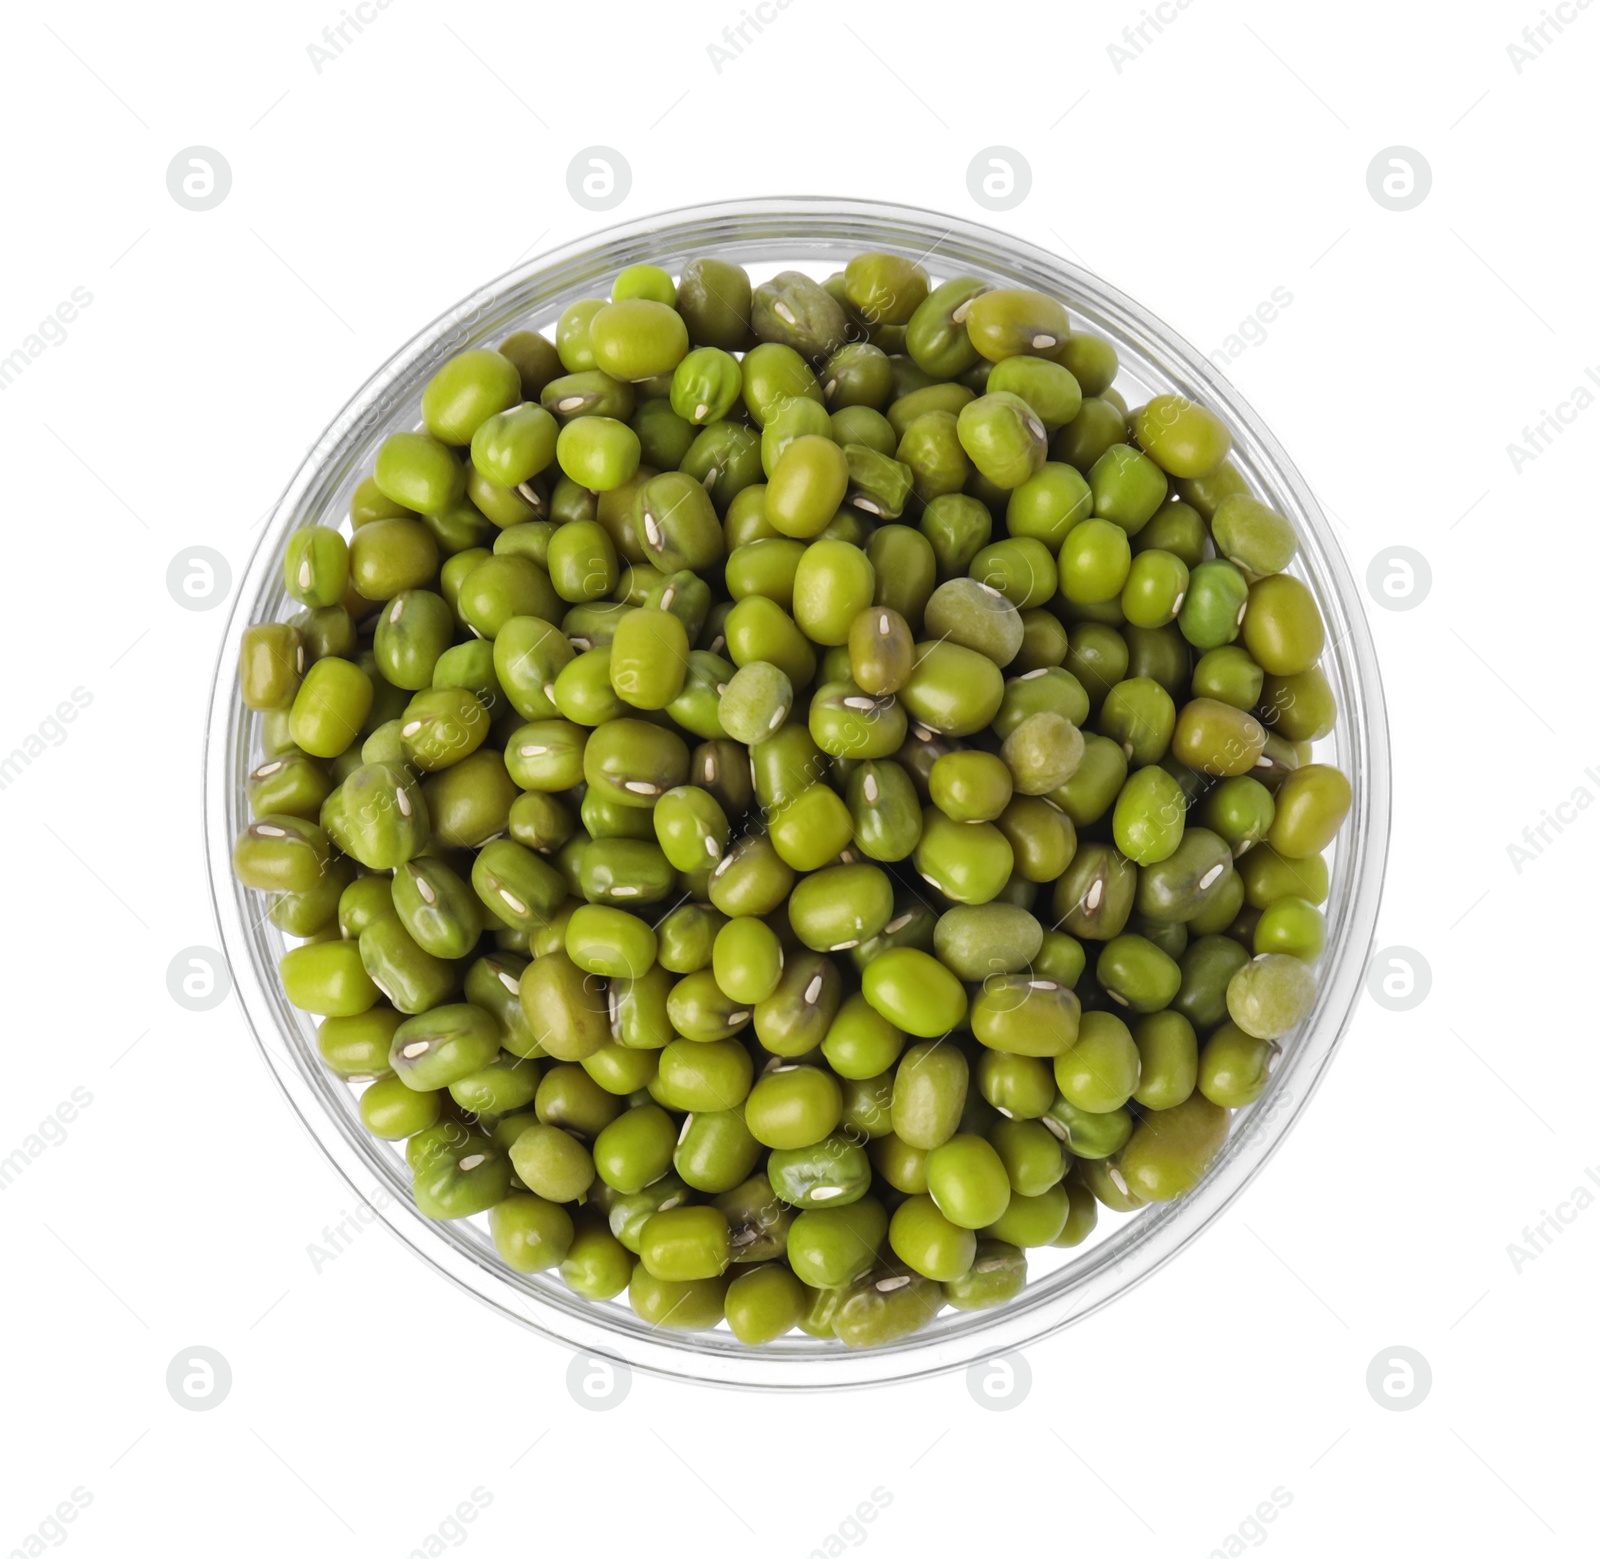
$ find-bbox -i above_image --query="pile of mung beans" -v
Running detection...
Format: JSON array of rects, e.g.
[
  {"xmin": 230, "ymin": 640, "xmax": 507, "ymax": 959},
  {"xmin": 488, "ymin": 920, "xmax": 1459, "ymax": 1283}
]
[{"xmin": 234, "ymin": 251, "xmax": 1351, "ymax": 1349}]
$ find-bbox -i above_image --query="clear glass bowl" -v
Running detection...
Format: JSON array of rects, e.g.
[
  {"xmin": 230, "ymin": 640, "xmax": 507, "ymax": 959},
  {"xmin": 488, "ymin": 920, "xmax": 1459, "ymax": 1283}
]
[{"xmin": 204, "ymin": 197, "xmax": 1390, "ymax": 1389}]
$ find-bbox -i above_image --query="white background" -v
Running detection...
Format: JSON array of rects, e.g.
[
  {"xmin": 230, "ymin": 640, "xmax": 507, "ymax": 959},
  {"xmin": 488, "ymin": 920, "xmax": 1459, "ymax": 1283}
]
[{"xmin": 2, "ymin": 0, "xmax": 1596, "ymax": 1554}]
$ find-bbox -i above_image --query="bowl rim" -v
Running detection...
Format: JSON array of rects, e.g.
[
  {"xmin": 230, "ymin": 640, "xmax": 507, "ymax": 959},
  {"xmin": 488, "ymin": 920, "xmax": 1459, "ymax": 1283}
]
[{"xmin": 205, "ymin": 194, "xmax": 1391, "ymax": 1390}]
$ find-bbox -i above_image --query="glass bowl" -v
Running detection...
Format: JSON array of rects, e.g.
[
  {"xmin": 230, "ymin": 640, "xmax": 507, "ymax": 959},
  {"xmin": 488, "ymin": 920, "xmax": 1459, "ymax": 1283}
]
[{"xmin": 204, "ymin": 197, "xmax": 1390, "ymax": 1389}]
